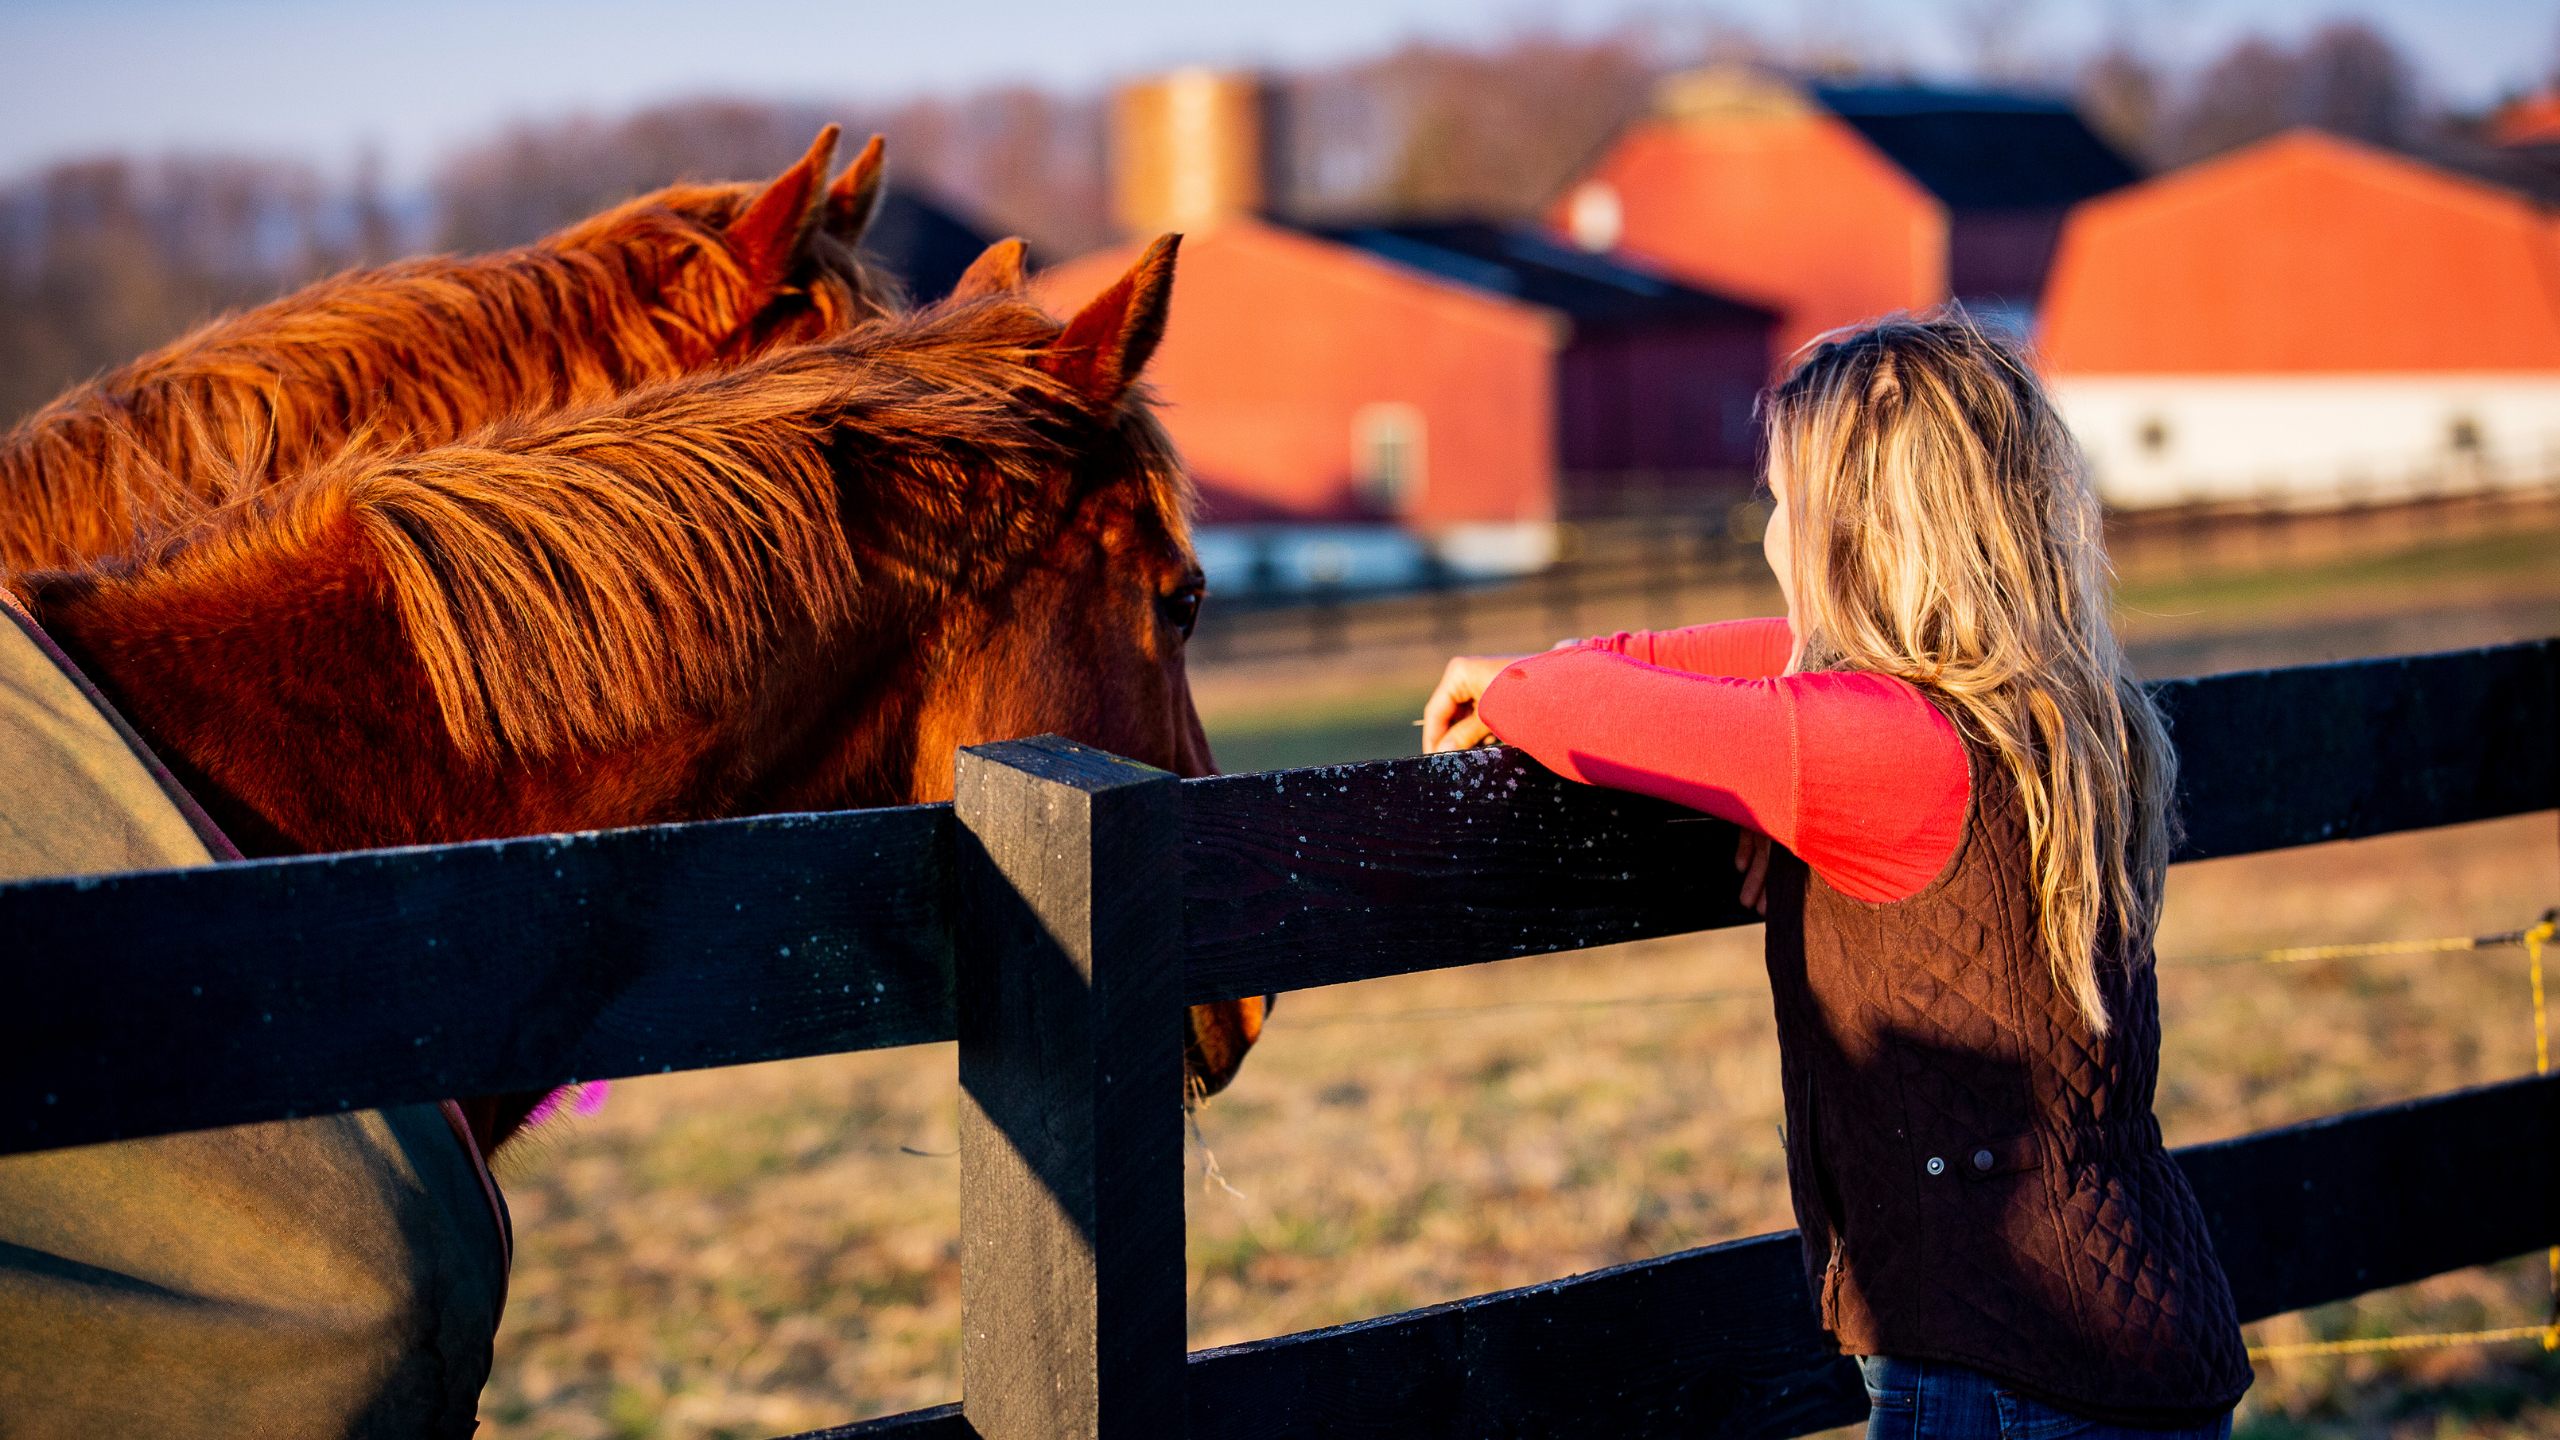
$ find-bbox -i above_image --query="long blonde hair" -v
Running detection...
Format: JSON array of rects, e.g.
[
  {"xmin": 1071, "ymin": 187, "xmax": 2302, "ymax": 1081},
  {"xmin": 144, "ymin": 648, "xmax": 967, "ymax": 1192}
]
[{"xmin": 1766, "ymin": 312, "xmax": 2175, "ymax": 1033}]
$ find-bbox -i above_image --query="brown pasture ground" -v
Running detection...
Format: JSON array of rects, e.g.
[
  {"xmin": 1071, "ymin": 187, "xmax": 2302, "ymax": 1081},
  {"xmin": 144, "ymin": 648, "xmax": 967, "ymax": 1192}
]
[{"xmin": 485, "ymin": 506, "xmax": 2560, "ymax": 1440}]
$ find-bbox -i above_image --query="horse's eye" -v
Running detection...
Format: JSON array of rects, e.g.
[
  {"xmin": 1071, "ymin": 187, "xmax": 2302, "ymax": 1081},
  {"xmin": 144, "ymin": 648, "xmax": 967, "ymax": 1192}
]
[{"xmin": 1159, "ymin": 586, "xmax": 1204, "ymax": 640}]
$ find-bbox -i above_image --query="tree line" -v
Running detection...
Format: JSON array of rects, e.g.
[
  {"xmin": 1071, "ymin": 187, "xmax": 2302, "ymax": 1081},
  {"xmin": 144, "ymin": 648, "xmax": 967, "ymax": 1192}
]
[{"xmin": 2, "ymin": 19, "xmax": 2547, "ymax": 428}]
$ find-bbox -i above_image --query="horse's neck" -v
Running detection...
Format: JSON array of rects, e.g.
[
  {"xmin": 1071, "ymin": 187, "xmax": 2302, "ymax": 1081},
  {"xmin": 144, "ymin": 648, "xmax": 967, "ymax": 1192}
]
[
  {"xmin": 744, "ymin": 615, "xmax": 957, "ymax": 813},
  {"xmin": 21, "ymin": 502, "xmax": 940, "ymax": 854}
]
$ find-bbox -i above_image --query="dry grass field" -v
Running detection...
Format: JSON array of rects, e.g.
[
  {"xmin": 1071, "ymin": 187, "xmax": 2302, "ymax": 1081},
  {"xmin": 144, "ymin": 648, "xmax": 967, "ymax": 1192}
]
[{"xmin": 481, "ymin": 511, "xmax": 2560, "ymax": 1440}]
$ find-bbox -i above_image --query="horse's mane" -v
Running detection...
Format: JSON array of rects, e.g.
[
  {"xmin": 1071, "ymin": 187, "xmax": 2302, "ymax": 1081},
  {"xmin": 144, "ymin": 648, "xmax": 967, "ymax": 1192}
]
[
  {"xmin": 0, "ymin": 181, "xmax": 887, "ymax": 573},
  {"xmin": 121, "ymin": 295, "xmax": 1192, "ymax": 762}
]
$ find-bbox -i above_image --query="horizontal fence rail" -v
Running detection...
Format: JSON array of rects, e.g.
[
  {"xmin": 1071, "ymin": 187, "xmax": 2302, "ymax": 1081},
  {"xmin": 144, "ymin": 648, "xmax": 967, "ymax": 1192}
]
[
  {"xmin": 790, "ymin": 1070, "xmax": 2560, "ymax": 1440},
  {"xmin": 0, "ymin": 807, "xmax": 956, "ymax": 1151},
  {"xmin": 4, "ymin": 640, "xmax": 2556, "ymax": 1152},
  {"xmin": 2162, "ymin": 640, "xmax": 2560, "ymax": 860}
]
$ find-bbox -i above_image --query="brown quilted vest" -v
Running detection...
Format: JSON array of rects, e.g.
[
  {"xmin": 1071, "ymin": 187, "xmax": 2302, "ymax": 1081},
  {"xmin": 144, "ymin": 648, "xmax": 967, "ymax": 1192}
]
[{"xmin": 1763, "ymin": 745, "xmax": 2252, "ymax": 1424}]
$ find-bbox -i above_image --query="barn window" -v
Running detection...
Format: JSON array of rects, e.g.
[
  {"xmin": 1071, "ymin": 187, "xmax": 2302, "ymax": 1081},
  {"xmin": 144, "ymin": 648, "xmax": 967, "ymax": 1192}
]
[
  {"xmin": 1567, "ymin": 181, "xmax": 1623, "ymax": 253},
  {"xmin": 1353, "ymin": 403, "xmax": 1427, "ymax": 514},
  {"xmin": 2448, "ymin": 415, "xmax": 2483, "ymax": 452},
  {"xmin": 2137, "ymin": 416, "xmax": 2172, "ymax": 457}
]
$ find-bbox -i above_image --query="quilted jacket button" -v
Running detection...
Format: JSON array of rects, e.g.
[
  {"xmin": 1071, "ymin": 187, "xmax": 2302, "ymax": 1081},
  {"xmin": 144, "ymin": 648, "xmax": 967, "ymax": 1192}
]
[
  {"xmin": 1925, "ymin": 1156, "xmax": 1945, "ymax": 1176},
  {"xmin": 1973, "ymin": 1149, "xmax": 1995, "ymax": 1172}
]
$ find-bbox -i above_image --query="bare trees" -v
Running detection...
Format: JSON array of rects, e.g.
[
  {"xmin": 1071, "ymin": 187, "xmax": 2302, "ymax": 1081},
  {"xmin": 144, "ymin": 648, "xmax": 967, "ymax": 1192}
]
[
  {"xmin": 2160, "ymin": 22, "xmax": 2420, "ymax": 164},
  {"xmin": 2072, "ymin": 21, "xmax": 2428, "ymax": 169},
  {"xmin": 431, "ymin": 93, "xmax": 1110, "ymax": 261},
  {"xmin": 0, "ymin": 154, "xmax": 361, "ymax": 426},
  {"xmin": 417, "ymin": 34, "xmax": 1669, "ymax": 264},
  {"xmin": 1273, "ymin": 33, "xmax": 1660, "ymax": 223}
]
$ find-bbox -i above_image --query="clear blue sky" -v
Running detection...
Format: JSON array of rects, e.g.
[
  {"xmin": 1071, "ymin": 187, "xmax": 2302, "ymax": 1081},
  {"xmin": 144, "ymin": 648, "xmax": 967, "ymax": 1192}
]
[{"xmin": 0, "ymin": 0, "xmax": 2547, "ymax": 184}]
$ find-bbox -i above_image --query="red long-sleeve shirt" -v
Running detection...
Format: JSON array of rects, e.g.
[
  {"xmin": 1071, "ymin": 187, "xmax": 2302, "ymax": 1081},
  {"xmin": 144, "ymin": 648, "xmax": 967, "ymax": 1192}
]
[{"xmin": 1475, "ymin": 617, "xmax": 1971, "ymax": 903}]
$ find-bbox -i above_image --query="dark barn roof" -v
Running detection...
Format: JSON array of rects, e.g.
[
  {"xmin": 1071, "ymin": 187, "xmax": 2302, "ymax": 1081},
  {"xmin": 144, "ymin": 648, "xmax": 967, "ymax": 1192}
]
[
  {"xmin": 1305, "ymin": 220, "xmax": 1775, "ymax": 335},
  {"xmin": 860, "ymin": 187, "xmax": 994, "ymax": 304},
  {"xmin": 1811, "ymin": 84, "xmax": 2140, "ymax": 209}
]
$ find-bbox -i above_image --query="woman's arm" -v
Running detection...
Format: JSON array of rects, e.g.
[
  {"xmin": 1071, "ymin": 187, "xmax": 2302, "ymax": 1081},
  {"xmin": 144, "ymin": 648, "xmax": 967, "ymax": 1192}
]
[
  {"xmin": 1581, "ymin": 617, "xmax": 1793, "ymax": 678},
  {"xmin": 1474, "ymin": 647, "xmax": 1968, "ymax": 904},
  {"xmin": 1420, "ymin": 619, "xmax": 1792, "ymax": 752}
]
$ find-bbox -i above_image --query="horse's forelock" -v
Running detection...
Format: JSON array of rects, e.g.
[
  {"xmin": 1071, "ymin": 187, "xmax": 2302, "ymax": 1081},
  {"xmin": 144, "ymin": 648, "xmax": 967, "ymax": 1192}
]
[{"xmin": 1106, "ymin": 395, "xmax": 1197, "ymax": 558}]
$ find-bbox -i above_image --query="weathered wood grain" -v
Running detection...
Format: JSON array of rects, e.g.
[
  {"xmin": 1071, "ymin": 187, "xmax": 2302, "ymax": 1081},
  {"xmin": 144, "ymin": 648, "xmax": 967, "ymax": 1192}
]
[
  {"xmin": 2185, "ymin": 1070, "xmax": 2560, "ymax": 1321},
  {"xmin": 956, "ymin": 738, "xmax": 1187, "ymax": 1440},
  {"xmin": 1179, "ymin": 748, "xmax": 1758, "ymax": 1005},
  {"xmin": 823, "ymin": 1071, "xmax": 2560, "ymax": 1440},
  {"xmin": 2160, "ymin": 639, "xmax": 2560, "ymax": 861},
  {"xmin": 1184, "ymin": 1229, "xmax": 1859, "ymax": 1440},
  {"xmin": 0, "ymin": 806, "xmax": 954, "ymax": 1154}
]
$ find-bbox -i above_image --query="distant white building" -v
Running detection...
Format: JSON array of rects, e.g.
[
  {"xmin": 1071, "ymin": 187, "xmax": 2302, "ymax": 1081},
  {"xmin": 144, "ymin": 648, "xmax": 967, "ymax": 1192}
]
[{"xmin": 2038, "ymin": 129, "xmax": 2560, "ymax": 509}]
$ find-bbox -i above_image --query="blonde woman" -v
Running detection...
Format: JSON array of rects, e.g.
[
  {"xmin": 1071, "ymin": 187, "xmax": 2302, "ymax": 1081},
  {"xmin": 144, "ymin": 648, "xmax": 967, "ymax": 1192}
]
[{"xmin": 1424, "ymin": 314, "xmax": 2249, "ymax": 1437}]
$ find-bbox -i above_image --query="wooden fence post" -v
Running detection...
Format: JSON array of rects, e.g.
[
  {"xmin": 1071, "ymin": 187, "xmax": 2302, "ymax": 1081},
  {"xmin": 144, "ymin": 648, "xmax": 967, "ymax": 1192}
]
[{"xmin": 955, "ymin": 737, "xmax": 1186, "ymax": 1440}]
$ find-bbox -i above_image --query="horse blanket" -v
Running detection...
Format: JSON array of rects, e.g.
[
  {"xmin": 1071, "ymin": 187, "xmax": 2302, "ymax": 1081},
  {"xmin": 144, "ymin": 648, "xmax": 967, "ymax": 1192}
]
[{"xmin": 0, "ymin": 597, "xmax": 508, "ymax": 1439}]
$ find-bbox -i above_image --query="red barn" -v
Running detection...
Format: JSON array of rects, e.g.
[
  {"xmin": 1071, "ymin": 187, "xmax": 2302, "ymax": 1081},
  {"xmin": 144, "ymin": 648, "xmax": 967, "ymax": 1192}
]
[
  {"xmin": 1556, "ymin": 68, "xmax": 2136, "ymax": 354},
  {"xmin": 2038, "ymin": 129, "xmax": 2560, "ymax": 508},
  {"xmin": 1309, "ymin": 222, "xmax": 1774, "ymax": 518},
  {"xmin": 1037, "ymin": 218, "xmax": 1559, "ymax": 556}
]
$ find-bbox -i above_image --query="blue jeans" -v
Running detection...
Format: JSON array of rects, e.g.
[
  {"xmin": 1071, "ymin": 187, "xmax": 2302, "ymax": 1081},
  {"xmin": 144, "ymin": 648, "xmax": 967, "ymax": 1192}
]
[{"xmin": 1861, "ymin": 1356, "xmax": 2233, "ymax": 1440}]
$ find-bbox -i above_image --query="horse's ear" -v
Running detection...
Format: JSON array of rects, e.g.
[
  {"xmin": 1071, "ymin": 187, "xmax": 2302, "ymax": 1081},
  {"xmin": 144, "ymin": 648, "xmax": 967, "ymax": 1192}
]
[
  {"xmin": 950, "ymin": 238, "xmax": 1029, "ymax": 301},
  {"xmin": 825, "ymin": 133, "xmax": 888, "ymax": 246},
  {"xmin": 1040, "ymin": 233, "xmax": 1179, "ymax": 411},
  {"xmin": 725, "ymin": 125, "xmax": 838, "ymax": 289}
]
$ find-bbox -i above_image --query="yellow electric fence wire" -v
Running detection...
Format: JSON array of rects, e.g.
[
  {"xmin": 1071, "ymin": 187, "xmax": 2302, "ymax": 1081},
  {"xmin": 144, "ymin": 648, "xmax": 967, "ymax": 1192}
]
[
  {"xmin": 2537, "ymin": 919, "xmax": 2557, "ymax": 1353},
  {"xmin": 2248, "ymin": 1325, "xmax": 2557, "ymax": 1360},
  {"xmin": 2170, "ymin": 930, "xmax": 2531, "ymax": 967},
  {"xmin": 2534, "ymin": 918, "xmax": 2553, "ymax": 1081},
  {"xmin": 2247, "ymin": 915, "xmax": 2559, "ymax": 1365}
]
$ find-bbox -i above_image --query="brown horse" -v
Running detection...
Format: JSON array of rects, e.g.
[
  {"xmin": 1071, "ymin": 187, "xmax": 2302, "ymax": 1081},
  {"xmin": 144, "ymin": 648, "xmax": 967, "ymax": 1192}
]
[
  {"xmin": 0, "ymin": 128, "xmax": 893, "ymax": 572},
  {"xmin": 0, "ymin": 238, "xmax": 1267, "ymax": 1436},
  {"xmin": 11, "ymin": 236, "xmax": 1264, "ymax": 1151}
]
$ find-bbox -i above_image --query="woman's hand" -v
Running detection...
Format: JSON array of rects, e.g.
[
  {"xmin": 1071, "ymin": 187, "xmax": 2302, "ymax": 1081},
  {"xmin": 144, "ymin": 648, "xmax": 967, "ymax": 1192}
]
[
  {"xmin": 1422, "ymin": 654, "xmax": 1526, "ymax": 753},
  {"xmin": 1735, "ymin": 829, "xmax": 1773, "ymax": 915}
]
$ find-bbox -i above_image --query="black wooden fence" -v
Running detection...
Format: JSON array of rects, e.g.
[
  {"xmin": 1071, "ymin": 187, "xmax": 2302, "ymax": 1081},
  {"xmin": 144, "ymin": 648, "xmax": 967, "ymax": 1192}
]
[{"xmin": 6, "ymin": 641, "xmax": 2558, "ymax": 1439}]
